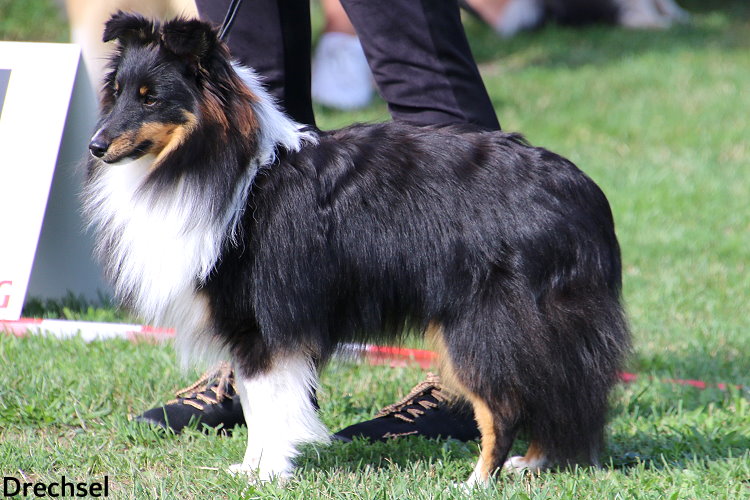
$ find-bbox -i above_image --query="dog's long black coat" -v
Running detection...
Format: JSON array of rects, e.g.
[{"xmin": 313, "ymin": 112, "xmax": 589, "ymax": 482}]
[
  {"xmin": 87, "ymin": 13, "xmax": 628, "ymax": 480},
  {"xmin": 205, "ymin": 122, "xmax": 627, "ymax": 462}
]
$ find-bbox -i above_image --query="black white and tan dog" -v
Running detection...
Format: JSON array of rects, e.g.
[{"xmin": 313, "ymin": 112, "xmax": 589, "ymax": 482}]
[{"xmin": 83, "ymin": 12, "xmax": 629, "ymax": 486}]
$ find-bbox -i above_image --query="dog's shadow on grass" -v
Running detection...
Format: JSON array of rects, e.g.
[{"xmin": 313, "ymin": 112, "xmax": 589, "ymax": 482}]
[
  {"xmin": 298, "ymin": 370, "xmax": 750, "ymax": 477},
  {"xmin": 295, "ymin": 417, "xmax": 750, "ymax": 478},
  {"xmin": 295, "ymin": 436, "xmax": 479, "ymax": 478},
  {"xmin": 606, "ymin": 386, "xmax": 750, "ymax": 471},
  {"xmin": 607, "ymin": 427, "xmax": 750, "ymax": 473}
]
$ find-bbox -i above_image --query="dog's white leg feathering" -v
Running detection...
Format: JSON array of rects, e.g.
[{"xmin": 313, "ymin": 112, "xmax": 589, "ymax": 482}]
[{"xmin": 229, "ymin": 355, "xmax": 330, "ymax": 482}]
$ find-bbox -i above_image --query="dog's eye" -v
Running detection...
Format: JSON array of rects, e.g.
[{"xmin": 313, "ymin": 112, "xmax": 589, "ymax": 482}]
[{"xmin": 143, "ymin": 95, "xmax": 157, "ymax": 107}]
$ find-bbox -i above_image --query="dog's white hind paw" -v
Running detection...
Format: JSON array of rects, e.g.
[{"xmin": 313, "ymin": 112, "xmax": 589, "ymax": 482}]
[{"xmin": 503, "ymin": 455, "xmax": 547, "ymax": 473}]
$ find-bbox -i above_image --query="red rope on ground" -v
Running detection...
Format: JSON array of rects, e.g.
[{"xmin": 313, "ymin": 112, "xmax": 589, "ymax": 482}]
[
  {"xmin": 359, "ymin": 344, "xmax": 744, "ymax": 392},
  {"xmin": 2, "ymin": 318, "xmax": 743, "ymax": 392}
]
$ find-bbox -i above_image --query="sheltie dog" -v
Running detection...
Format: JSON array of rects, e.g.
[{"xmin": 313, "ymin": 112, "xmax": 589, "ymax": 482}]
[{"xmin": 83, "ymin": 12, "xmax": 629, "ymax": 486}]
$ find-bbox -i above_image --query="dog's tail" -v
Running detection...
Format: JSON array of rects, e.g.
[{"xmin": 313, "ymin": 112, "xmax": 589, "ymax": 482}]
[{"xmin": 522, "ymin": 283, "xmax": 629, "ymax": 466}]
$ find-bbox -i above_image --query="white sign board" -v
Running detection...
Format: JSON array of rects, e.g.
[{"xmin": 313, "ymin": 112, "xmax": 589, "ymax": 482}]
[{"xmin": 0, "ymin": 43, "xmax": 108, "ymax": 320}]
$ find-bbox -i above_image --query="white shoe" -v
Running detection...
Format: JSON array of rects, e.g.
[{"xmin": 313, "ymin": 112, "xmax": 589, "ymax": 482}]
[
  {"xmin": 311, "ymin": 32, "xmax": 373, "ymax": 110},
  {"xmin": 493, "ymin": 0, "xmax": 544, "ymax": 38},
  {"xmin": 616, "ymin": 0, "xmax": 690, "ymax": 29}
]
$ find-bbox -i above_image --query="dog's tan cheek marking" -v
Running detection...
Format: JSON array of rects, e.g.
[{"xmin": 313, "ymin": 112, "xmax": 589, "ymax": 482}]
[
  {"xmin": 152, "ymin": 112, "xmax": 198, "ymax": 167},
  {"xmin": 107, "ymin": 130, "xmax": 137, "ymax": 159},
  {"xmin": 132, "ymin": 113, "xmax": 197, "ymax": 168},
  {"xmin": 134, "ymin": 122, "xmax": 177, "ymax": 156}
]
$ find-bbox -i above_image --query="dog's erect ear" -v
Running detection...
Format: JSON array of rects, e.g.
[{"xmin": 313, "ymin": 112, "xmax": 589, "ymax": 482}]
[
  {"xmin": 103, "ymin": 11, "xmax": 157, "ymax": 45},
  {"xmin": 161, "ymin": 18, "xmax": 218, "ymax": 61}
]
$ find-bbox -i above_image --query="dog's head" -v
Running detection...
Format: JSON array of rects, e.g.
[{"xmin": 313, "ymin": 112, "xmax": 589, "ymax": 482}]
[{"xmin": 89, "ymin": 12, "xmax": 254, "ymax": 165}]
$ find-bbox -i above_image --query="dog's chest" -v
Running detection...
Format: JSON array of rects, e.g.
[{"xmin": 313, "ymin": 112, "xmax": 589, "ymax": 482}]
[{"xmin": 86, "ymin": 156, "xmax": 223, "ymax": 323}]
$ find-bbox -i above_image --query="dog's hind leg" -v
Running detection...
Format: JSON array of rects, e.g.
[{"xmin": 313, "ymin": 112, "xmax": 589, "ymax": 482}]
[
  {"xmin": 464, "ymin": 393, "xmax": 521, "ymax": 487},
  {"xmin": 426, "ymin": 322, "xmax": 521, "ymax": 486},
  {"xmin": 229, "ymin": 354, "xmax": 330, "ymax": 482}
]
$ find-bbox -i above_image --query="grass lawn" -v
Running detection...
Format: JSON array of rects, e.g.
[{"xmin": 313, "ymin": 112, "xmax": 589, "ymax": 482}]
[{"xmin": 2, "ymin": 0, "xmax": 749, "ymax": 498}]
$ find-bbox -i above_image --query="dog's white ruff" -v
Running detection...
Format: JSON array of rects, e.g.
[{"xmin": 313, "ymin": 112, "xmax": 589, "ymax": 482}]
[{"xmin": 230, "ymin": 355, "xmax": 330, "ymax": 482}]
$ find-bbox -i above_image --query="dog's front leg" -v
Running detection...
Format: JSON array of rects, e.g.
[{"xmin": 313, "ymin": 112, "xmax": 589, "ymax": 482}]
[{"xmin": 228, "ymin": 354, "xmax": 330, "ymax": 483}]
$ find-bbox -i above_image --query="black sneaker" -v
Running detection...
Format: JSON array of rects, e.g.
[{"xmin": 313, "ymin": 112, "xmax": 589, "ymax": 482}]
[
  {"xmin": 134, "ymin": 362, "xmax": 245, "ymax": 433},
  {"xmin": 332, "ymin": 373, "xmax": 480, "ymax": 442}
]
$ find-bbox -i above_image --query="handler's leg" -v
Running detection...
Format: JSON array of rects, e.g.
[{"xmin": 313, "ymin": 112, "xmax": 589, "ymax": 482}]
[
  {"xmin": 194, "ymin": 0, "xmax": 315, "ymax": 126},
  {"xmin": 341, "ymin": 0, "xmax": 500, "ymax": 130}
]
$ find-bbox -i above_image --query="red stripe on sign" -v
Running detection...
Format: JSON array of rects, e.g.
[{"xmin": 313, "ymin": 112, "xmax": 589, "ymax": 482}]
[
  {"xmin": 0, "ymin": 318, "xmax": 42, "ymax": 337},
  {"xmin": 126, "ymin": 326, "xmax": 175, "ymax": 343}
]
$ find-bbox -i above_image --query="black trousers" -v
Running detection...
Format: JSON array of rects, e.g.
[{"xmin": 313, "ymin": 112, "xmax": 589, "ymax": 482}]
[{"xmin": 195, "ymin": 0, "xmax": 500, "ymax": 131}]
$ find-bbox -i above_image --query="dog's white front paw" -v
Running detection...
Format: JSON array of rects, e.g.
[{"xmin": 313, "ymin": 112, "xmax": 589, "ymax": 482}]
[
  {"xmin": 228, "ymin": 458, "xmax": 293, "ymax": 484},
  {"xmin": 228, "ymin": 462, "xmax": 256, "ymax": 478}
]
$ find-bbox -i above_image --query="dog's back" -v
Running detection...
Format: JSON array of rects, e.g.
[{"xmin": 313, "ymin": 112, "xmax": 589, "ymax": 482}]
[{"xmin": 205, "ymin": 121, "xmax": 628, "ymax": 480}]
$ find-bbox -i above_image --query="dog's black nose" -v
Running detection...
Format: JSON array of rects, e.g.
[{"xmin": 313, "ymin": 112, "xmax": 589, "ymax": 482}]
[{"xmin": 89, "ymin": 138, "xmax": 109, "ymax": 158}]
